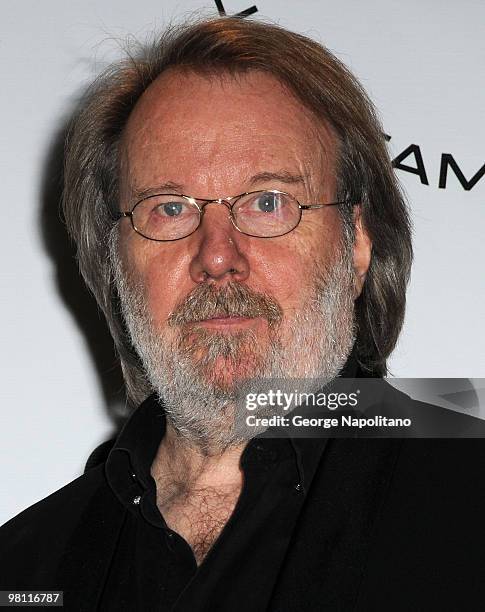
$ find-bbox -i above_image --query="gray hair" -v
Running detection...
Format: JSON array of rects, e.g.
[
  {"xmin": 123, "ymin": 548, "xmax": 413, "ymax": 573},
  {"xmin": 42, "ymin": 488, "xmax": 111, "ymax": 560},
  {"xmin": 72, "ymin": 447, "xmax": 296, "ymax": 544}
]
[{"xmin": 62, "ymin": 16, "xmax": 412, "ymax": 406}]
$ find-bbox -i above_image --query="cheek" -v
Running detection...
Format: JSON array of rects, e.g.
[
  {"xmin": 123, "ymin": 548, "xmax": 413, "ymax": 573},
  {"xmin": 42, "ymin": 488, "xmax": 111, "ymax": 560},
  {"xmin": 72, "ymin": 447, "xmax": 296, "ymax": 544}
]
[
  {"xmin": 148, "ymin": 259, "xmax": 193, "ymax": 320},
  {"xmin": 253, "ymin": 220, "xmax": 341, "ymax": 310},
  {"xmin": 249, "ymin": 244, "xmax": 317, "ymax": 313},
  {"xmin": 262, "ymin": 258, "xmax": 305, "ymax": 302},
  {"xmin": 123, "ymin": 239, "xmax": 193, "ymax": 323}
]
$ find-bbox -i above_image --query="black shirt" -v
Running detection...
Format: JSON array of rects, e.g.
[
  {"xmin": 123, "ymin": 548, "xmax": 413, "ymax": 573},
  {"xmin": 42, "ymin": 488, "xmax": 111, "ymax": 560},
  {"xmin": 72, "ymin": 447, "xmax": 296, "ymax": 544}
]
[{"xmin": 100, "ymin": 394, "xmax": 327, "ymax": 610}]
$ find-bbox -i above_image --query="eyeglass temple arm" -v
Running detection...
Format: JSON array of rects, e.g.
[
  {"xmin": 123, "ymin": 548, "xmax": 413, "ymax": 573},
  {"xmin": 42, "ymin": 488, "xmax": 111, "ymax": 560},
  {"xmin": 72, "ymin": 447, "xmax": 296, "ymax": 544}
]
[
  {"xmin": 300, "ymin": 201, "xmax": 355, "ymax": 210},
  {"xmin": 113, "ymin": 211, "xmax": 132, "ymax": 220}
]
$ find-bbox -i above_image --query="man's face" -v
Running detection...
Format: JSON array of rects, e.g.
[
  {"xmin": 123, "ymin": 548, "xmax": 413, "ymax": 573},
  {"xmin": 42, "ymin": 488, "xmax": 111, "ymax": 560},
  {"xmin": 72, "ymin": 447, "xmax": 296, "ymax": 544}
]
[{"xmin": 115, "ymin": 69, "xmax": 369, "ymax": 448}]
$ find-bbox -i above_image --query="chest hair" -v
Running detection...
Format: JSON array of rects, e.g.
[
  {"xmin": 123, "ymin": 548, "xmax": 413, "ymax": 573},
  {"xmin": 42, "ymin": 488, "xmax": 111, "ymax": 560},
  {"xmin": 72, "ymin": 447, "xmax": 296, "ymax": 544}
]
[{"xmin": 155, "ymin": 480, "xmax": 242, "ymax": 565}]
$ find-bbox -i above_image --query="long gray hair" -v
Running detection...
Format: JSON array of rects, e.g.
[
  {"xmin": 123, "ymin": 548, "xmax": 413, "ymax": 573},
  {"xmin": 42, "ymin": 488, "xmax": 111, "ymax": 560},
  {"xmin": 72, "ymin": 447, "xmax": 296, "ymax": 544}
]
[{"xmin": 62, "ymin": 17, "xmax": 412, "ymax": 406}]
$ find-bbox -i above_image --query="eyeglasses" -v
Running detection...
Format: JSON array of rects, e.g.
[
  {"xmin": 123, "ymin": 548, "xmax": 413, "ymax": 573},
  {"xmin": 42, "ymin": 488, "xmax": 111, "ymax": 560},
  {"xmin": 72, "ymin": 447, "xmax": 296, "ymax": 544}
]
[{"xmin": 115, "ymin": 190, "xmax": 352, "ymax": 241}]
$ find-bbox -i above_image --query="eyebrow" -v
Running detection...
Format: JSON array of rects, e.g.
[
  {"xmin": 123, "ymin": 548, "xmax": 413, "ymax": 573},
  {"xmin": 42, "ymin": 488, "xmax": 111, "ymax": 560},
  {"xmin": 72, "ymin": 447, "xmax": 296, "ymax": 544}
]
[
  {"xmin": 131, "ymin": 181, "xmax": 185, "ymax": 201},
  {"xmin": 248, "ymin": 171, "xmax": 307, "ymax": 187},
  {"xmin": 130, "ymin": 171, "xmax": 307, "ymax": 200}
]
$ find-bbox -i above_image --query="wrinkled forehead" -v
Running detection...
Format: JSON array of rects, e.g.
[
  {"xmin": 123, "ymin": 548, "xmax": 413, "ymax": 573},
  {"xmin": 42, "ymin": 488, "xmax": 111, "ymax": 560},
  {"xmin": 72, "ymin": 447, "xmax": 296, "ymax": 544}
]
[{"xmin": 119, "ymin": 68, "xmax": 339, "ymax": 200}]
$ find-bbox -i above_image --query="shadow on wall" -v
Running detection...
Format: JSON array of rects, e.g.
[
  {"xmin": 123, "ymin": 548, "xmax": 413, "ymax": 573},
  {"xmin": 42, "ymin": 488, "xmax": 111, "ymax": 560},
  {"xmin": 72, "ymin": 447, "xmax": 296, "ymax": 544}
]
[{"xmin": 39, "ymin": 117, "xmax": 127, "ymax": 431}]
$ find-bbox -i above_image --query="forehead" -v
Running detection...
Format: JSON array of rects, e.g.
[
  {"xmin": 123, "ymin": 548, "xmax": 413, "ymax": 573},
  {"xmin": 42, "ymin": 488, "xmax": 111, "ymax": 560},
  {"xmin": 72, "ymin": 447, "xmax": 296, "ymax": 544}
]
[{"xmin": 119, "ymin": 69, "xmax": 337, "ymax": 197}]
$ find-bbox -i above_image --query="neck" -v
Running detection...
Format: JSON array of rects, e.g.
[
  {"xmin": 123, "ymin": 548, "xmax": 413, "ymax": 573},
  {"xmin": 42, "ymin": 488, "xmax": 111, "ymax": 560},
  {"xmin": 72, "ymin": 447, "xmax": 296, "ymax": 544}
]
[{"xmin": 150, "ymin": 421, "xmax": 246, "ymax": 496}]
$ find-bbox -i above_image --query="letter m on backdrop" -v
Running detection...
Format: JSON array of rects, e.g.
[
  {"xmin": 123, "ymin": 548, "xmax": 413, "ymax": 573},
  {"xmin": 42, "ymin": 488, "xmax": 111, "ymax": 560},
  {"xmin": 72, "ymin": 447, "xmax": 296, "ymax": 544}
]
[{"xmin": 439, "ymin": 154, "xmax": 485, "ymax": 191}]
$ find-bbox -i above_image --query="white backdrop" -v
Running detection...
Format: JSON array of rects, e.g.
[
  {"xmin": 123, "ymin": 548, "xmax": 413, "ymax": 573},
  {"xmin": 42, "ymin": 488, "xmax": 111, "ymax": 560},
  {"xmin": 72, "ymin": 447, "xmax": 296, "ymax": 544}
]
[{"xmin": 1, "ymin": 0, "xmax": 484, "ymax": 525}]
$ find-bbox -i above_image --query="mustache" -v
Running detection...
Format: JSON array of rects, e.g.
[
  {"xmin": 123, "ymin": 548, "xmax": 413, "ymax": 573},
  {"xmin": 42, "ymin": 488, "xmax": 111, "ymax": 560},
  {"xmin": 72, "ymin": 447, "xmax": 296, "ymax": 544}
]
[{"xmin": 167, "ymin": 281, "xmax": 283, "ymax": 327}]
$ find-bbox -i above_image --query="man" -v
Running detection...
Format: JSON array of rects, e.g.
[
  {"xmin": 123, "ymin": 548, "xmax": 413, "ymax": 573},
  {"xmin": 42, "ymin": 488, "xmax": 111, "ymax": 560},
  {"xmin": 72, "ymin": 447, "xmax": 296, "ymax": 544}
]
[{"xmin": 1, "ymin": 17, "xmax": 484, "ymax": 611}]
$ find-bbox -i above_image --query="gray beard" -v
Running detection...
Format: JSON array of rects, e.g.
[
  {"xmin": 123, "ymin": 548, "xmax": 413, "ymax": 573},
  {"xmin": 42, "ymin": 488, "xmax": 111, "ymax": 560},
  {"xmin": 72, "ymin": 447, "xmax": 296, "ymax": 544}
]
[{"xmin": 112, "ymin": 244, "xmax": 356, "ymax": 453}]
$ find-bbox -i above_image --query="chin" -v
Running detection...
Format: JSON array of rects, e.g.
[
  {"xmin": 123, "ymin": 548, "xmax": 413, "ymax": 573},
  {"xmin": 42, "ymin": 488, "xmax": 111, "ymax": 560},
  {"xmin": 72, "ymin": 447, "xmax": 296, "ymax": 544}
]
[{"xmin": 194, "ymin": 355, "xmax": 263, "ymax": 393}]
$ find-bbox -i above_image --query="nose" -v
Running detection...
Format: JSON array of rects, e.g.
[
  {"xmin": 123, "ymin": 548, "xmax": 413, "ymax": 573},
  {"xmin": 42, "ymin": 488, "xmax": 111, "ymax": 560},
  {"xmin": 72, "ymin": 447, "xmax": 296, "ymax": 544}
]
[{"xmin": 189, "ymin": 200, "xmax": 250, "ymax": 284}]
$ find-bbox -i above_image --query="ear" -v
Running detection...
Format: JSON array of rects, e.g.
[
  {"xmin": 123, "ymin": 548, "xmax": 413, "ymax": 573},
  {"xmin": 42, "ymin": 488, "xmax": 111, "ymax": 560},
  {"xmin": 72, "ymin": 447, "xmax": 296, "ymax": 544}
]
[{"xmin": 352, "ymin": 205, "xmax": 372, "ymax": 298}]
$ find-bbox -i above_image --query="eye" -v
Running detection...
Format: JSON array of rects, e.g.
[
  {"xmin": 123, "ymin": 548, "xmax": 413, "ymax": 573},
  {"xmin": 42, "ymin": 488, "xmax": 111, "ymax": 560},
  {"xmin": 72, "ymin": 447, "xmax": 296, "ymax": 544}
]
[
  {"xmin": 253, "ymin": 191, "xmax": 281, "ymax": 213},
  {"xmin": 154, "ymin": 201, "xmax": 185, "ymax": 217}
]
